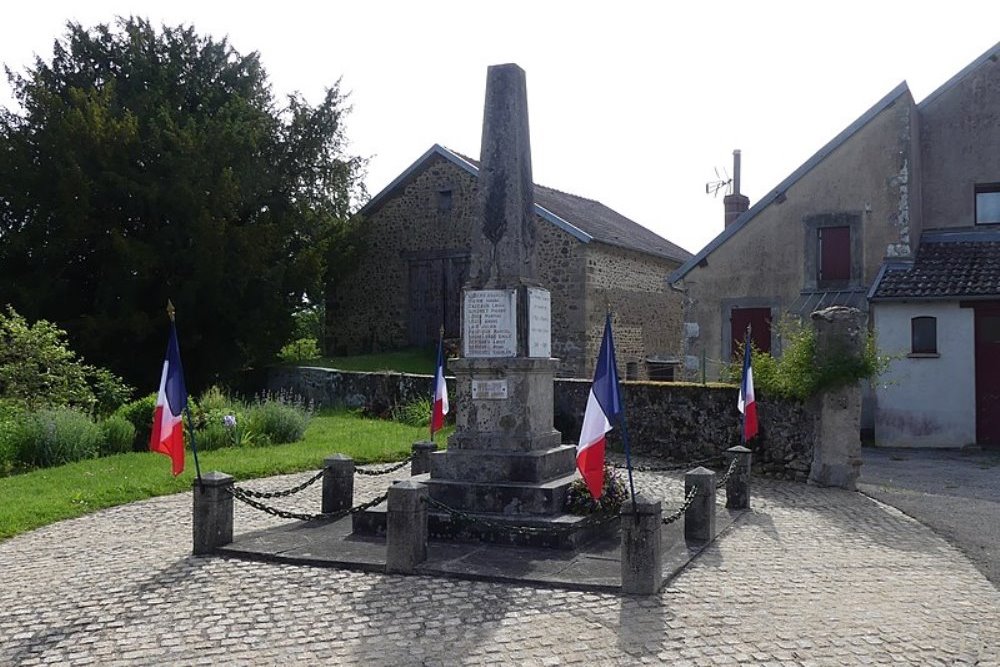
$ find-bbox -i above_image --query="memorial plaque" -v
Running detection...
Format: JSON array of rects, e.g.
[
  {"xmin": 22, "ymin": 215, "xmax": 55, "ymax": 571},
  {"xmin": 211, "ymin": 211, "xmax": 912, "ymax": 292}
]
[
  {"xmin": 471, "ymin": 379, "xmax": 509, "ymax": 400},
  {"xmin": 463, "ymin": 289, "xmax": 517, "ymax": 358},
  {"xmin": 527, "ymin": 288, "xmax": 551, "ymax": 358}
]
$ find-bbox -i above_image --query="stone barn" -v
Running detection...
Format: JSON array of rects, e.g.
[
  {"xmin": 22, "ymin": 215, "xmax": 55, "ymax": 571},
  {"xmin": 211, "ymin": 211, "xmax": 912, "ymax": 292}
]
[{"xmin": 326, "ymin": 144, "xmax": 692, "ymax": 379}]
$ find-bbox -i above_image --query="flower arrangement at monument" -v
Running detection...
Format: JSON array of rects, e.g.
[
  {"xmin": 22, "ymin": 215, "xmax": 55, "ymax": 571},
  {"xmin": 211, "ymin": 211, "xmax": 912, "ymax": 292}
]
[{"xmin": 565, "ymin": 464, "xmax": 628, "ymax": 515}]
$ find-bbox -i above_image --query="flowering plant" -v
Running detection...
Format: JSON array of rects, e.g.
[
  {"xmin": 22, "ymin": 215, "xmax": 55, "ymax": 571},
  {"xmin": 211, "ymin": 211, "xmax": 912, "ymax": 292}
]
[{"xmin": 565, "ymin": 463, "xmax": 628, "ymax": 515}]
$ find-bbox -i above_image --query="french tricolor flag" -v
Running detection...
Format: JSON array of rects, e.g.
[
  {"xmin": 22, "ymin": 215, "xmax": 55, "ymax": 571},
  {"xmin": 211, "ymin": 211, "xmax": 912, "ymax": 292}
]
[
  {"xmin": 150, "ymin": 321, "xmax": 187, "ymax": 476},
  {"xmin": 576, "ymin": 314, "xmax": 623, "ymax": 499},
  {"xmin": 738, "ymin": 330, "xmax": 758, "ymax": 442},
  {"xmin": 430, "ymin": 333, "xmax": 449, "ymax": 437}
]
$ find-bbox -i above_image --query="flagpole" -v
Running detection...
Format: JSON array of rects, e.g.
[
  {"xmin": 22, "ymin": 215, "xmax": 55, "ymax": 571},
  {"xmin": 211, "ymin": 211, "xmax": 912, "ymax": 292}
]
[
  {"xmin": 430, "ymin": 325, "xmax": 444, "ymax": 444},
  {"xmin": 168, "ymin": 301, "xmax": 203, "ymax": 486},
  {"xmin": 740, "ymin": 324, "xmax": 751, "ymax": 447},
  {"xmin": 606, "ymin": 309, "xmax": 638, "ymax": 518}
]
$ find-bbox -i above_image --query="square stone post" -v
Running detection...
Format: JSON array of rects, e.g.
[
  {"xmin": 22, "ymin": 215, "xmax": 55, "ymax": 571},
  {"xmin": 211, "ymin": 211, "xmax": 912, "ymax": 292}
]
[
  {"xmin": 192, "ymin": 472, "xmax": 234, "ymax": 555},
  {"xmin": 386, "ymin": 481, "xmax": 429, "ymax": 574},
  {"xmin": 684, "ymin": 467, "xmax": 716, "ymax": 543},
  {"xmin": 620, "ymin": 495, "xmax": 662, "ymax": 595},
  {"xmin": 323, "ymin": 454, "xmax": 354, "ymax": 514},
  {"xmin": 725, "ymin": 446, "xmax": 752, "ymax": 510},
  {"xmin": 410, "ymin": 441, "xmax": 438, "ymax": 476}
]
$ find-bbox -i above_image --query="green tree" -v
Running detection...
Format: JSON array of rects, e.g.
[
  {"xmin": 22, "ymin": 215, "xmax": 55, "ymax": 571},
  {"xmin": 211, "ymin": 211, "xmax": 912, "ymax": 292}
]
[{"xmin": 0, "ymin": 18, "xmax": 365, "ymax": 390}]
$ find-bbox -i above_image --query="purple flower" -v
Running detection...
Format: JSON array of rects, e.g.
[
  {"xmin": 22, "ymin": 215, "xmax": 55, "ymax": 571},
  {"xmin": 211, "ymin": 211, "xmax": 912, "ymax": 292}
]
[{"xmin": 223, "ymin": 414, "xmax": 237, "ymax": 429}]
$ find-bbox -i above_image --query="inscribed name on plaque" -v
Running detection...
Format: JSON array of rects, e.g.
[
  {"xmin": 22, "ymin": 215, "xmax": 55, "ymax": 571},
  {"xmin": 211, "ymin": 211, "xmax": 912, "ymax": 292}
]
[
  {"xmin": 527, "ymin": 287, "xmax": 551, "ymax": 358},
  {"xmin": 471, "ymin": 379, "xmax": 508, "ymax": 400},
  {"xmin": 463, "ymin": 289, "xmax": 517, "ymax": 358}
]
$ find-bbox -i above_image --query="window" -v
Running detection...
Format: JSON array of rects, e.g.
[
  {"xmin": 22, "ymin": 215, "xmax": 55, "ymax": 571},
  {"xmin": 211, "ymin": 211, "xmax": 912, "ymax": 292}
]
[
  {"xmin": 975, "ymin": 183, "xmax": 1000, "ymax": 225},
  {"xmin": 911, "ymin": 316, "xmax": 937, "ymax": 354},
  {"xmin": 647, "ymin": 363, "xmax": 675, "ymax": 381},
  {"xmin": 818, "ymin": 226, "xmax": 851, "ymax": 285},
  {"xmin": 436, "ymin": 189, "xmax": 453, "ymax": 213}
]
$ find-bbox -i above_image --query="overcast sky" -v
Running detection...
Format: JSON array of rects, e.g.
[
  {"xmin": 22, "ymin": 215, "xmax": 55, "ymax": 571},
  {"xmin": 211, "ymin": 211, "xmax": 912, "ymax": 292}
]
[{"xmin": 3, "ymin": 1, "xmax": 999, "ymax": 254}]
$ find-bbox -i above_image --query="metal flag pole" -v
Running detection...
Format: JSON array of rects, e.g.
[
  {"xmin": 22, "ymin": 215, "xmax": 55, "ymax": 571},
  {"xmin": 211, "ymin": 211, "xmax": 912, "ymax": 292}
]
[
  {"xmin": 168, "ymin": 300, "xmax": 203, "ymax": 486},
  {"xmin": 606, "ymin": 309, "xmax": 638, "ymax": 518},
  {"xmin": 740, "ymin": 323, "xmax": 752, "ymax": 447}
]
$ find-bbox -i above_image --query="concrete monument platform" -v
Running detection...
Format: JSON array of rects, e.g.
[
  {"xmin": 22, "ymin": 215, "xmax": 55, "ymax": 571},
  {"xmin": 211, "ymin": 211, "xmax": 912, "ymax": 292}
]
[{"xmin": 213, "ymin": 503, "xmax": 746, "ymax": 593}]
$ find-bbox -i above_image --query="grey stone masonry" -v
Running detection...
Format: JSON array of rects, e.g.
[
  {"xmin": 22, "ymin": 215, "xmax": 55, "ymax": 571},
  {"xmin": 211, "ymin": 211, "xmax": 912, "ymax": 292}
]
[
  {"xmin": 192, "ymin": 472, "xmax": 234, "ymax": 555},
  {"xmin": 620, "ymin": 495, "xmax": 663, "ymax": 595},
  {"xmin": 684, "ymin": 467, "xmax": 717, "ymax": 543},
  {"xmin": 410, "ymin": 441, "xmax": 438, "ymax": 476},
  {"xmin": 725, "ymin": 446, "xmax": 752, "ymax": 509},
  {"xmin": 470, "ymin": 63, "xmax": 536, "ymax": 288},
  {"xmin": 322, "ymin": 454, "xmax": 354, "ymax": 514},
  {"xmin": 808, "ymin": 306, "xmax": 865, "ymax": 490},
  {"xmin": 385, "ymin": 481, "xmax": 429, "ymax": 574}
]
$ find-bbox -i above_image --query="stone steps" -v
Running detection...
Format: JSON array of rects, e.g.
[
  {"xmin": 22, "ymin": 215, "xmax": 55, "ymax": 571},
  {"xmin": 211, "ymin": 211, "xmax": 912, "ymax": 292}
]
[{"xmin": 429, "ymin": 445, "xmax": 576, "ymax": 483}]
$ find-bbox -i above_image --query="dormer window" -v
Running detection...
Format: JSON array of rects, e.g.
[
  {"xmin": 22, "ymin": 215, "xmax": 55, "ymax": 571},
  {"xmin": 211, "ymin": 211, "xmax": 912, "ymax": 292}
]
[{"xmin": 975, "ymin": 183, "xmax": 1000, "ymax": 225}]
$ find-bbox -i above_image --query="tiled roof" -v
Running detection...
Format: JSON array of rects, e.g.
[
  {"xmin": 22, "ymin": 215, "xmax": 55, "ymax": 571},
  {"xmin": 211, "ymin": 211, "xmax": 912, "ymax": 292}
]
[
  {"xmin": 869, "ymin": 229, "xmax": 1000, "ymax": 300},
  {"xmin": 360, "ymin": 145, "xmax": 692, "ymax": 264}
]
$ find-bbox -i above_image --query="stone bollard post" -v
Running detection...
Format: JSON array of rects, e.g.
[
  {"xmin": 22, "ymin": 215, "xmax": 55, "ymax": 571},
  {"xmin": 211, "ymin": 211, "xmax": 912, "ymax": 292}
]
[
  {"xmin": 386, "ymin": 481, "xmax": 429, "ymax": 574},
  {"xmin": 323, "ymin": 454, "xmax": 355, "ymax": 514},
  {"xmin": 410, "ymin": 441, "xmax": 438, "ymax": 476},
  {"xmin": 725, "ymin": 446, "xmax": 752, "ymax": 510},
  {"xmin": 192, "ymin": 472, "xmax": 234, "ymax": 555},
  {"xmin": 684, "ymin": 467, "xmax": 717, "ymax": 543},
  {"xmin": 620, "ymin": 495, "xmax": 663, "ymax": 595}
]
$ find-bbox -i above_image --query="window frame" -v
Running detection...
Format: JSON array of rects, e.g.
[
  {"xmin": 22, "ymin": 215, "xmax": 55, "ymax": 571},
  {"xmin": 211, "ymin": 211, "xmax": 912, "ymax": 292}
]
[{"xmin": 975, "ymin": 183, "xmax": 1000, "ymax": 225}]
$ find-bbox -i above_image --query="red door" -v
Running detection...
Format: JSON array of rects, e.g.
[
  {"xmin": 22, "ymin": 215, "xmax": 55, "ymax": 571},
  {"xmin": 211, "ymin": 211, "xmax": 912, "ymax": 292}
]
[
  {"xmin": 730, "ymin": 307, "xmax": 772, "ymax": 359},
  {"xmin": 975, "ymin": 307, "xmax": 1000, "ymax": 447}
]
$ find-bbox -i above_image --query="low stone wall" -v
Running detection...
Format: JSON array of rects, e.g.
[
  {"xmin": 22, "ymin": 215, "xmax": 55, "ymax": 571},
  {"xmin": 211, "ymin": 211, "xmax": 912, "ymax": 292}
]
[{"xmin": 268, "ymin": 367, "xmax": 814, "ymax": 481}]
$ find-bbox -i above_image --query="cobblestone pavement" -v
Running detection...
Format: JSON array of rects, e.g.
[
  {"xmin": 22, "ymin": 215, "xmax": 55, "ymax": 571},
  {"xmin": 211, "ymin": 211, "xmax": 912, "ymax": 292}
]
[{"xmin": 2, "ymin": 464, "xmax": 999, "ymax": 666}]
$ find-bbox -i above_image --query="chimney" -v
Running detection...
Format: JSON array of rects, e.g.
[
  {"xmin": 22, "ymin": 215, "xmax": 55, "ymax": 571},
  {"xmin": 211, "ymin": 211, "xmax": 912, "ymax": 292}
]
[{"xmin": 723, "ymin": 149, "xmax": 750, "ymax": 228}]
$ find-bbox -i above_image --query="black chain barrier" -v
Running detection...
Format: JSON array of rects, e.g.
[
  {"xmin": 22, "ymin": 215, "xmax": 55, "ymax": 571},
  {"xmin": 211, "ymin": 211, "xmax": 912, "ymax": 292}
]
[
  {"xmin": 614, "ymin": 454, "xmax": 723, "ymax": 473},
  {"xmin": 423, "ymin": 496, "xmax": 618, "ymax": 537},
  {"xmin": 716, "ymin": 456, "xmax": 740, "ymax": 488},
  {"xmin": 227, "ymin": 487, "xmax": 389, "ymax": 523},
  {"xmin": 230, "ymin": 470, "xmax": 326, "ymax": 500},
  {"xmin": 662, "ymin": 485, "xmax": 699, "ymax": 526},
  {"xmin": 355, "ymin": 456, "xmax": 413, "ymax": 476}
]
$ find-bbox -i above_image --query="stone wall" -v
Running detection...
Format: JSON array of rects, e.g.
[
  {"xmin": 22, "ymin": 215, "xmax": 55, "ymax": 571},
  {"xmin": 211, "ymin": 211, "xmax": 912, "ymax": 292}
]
[{"xmin": 269, "ymin": 367, "xmax": 814, "ymax": 480}]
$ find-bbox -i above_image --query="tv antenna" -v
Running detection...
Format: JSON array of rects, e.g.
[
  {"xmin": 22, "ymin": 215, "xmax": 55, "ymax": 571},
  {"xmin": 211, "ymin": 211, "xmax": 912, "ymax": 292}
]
[{"xmin": 705, "ymin": 166, "xmax": 732, "ymax": 197}]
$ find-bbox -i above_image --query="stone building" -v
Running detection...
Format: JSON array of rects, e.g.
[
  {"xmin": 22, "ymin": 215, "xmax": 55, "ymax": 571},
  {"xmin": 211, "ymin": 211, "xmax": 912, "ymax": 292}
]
[
  {"xmin": 669, "ymin": 41, "xmax": 1000, "ymax": 448},
  {"xmin": 326, "ymin": 144, "xmax": 692, "ymax": 380}
]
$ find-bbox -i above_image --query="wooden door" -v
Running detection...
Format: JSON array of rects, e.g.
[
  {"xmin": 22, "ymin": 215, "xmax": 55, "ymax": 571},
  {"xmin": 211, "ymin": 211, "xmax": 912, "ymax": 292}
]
[
  {"xmin": 408, "ymin": 260, "xmax": 444, "ymax": 347},
  {"xmin": 975, "ymin": 307, "xmax": 1000, "ymax": 447}
]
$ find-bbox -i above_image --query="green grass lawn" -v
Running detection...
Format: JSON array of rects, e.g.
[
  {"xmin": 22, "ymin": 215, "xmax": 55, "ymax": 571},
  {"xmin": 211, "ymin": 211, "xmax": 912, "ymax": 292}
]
[
  {"xmin": 298, "ymin": 347, "xmax": 436, "ymax": 375},
  {"xmin": 0, "ymin": 410, "xmax": 452, "ymax": 541}
]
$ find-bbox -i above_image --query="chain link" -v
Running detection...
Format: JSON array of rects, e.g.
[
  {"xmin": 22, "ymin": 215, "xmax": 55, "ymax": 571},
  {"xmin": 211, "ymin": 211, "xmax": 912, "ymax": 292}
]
[
  {"xmin": 662, "ymin": 485, "xmax": 700, "ymax": 525},
  {"xmin": 226, "ymin": 487, "xmax": 389, "ymax": 522},
  {"xmin": 230, "ymin": 469, "xmax": 326, "ymax": 500},
  {"xmin": 423, "ymin": 496, "xmax": 618, "ymax": 536},
  {"xmin": 355, "ymin": 456, "xmax": 413, "ymax": 476},
  {"xmin": 614, "ymin": 454, "xmax": 723, "ymax": 473},
  {"xmin": 716, "ymin": 456, "xmax": 740, "ymax": 488}
]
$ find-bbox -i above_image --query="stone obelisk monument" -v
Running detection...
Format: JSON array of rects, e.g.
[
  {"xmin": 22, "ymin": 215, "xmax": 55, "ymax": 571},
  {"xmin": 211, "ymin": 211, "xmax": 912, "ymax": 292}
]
[{"xmin": 423, "ymin": 64, "xmax": 592, "ymax": 547}]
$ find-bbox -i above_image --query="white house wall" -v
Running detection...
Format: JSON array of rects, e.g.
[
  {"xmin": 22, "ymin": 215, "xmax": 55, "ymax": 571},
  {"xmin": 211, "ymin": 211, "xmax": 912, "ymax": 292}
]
[{"xmin": 873, "ymin": 301, "xmax": 975, "ymax": 447}]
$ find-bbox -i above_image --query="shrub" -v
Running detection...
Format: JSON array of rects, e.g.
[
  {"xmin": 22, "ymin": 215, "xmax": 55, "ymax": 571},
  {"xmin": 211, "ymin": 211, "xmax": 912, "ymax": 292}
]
[
  {"xmin": 565, "ymin": 464, "xmax": 628, "ymax": 515},
  {"xmin": 114, "ymin": 393, "xmax": 158, "ymax": 451},
  {"xmin": 87, "ymin": 366, "xmax": 134, "ymax": 417},
  {"xmin": 390, "ymin": 397, "xmax": 432, "ymax": 427},
  {"xmin": 192, "ymin": 420, "xmax": 231, "ymax": 451},
  {"xmin": 0, "ymin": 400, "xmax": 24, "ymax": 475},
  {"xmin": 246, "ymin": 393, "xmax": 311, "ymax": 444},
  {"xmin": 13, "ymin": 407, "xmax": 102, "ymax": 468},
  {"xmin": 99, "ymin": 414, "xmax": 136, "ymax": 456},
  {"xmin": 277, "ymin": 337, "xmax": 321, "ymax": 364}
]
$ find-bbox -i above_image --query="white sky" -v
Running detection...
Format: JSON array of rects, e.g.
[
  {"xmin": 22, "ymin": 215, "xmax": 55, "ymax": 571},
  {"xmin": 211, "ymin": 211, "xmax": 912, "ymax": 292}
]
[{"xmin": 3, "ymin": 1, "xmax": 999, "ymax": 255}]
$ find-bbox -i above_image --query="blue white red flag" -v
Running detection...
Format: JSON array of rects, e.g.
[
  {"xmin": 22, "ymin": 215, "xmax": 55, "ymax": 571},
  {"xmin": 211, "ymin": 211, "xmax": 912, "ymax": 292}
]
[
  {"xmin": 150, "ymin": 322, "xmax": 187, "ymax": 475},
  {"xmin": 430, "ymin": 334, "xmax": 449, "ymax": 437},
  {"xmin": 576, "ymin": 314, "xmax": 623, "ymax": 499},
  {"xmin": 738, "ymin": 330, "xmax": 758, "ymax": 442}
]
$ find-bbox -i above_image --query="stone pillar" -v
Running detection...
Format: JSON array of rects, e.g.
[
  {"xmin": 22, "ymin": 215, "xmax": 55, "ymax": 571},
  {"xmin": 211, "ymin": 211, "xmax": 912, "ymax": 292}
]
[
  {"xmin": 620, "ymin": 495, "xmax": 662, "ymax": 595},
  {"xmin": 808, "ymin": 306, "xmax": 865, "ymax": 490},
  {"xmin": 386, "ymin": 481, "xmax": 429, "ymax": 574},
  {"xmin": 725, "ymin": 446, "xmax": 752, "ymax": 510},
  {"xmin": 684, "ymin": 467, "xmax": 716, "ymax": 543},
  {"xmin": 411, "ymin": 441, "xmax": 438, "ymax": 476},
  {"xmin": 192, "ymin": 472, "xmax": 234, "ymax": 555},
  {"xmin": 323, "ymin": 454, "xmax": 355, "ymax": 514}
]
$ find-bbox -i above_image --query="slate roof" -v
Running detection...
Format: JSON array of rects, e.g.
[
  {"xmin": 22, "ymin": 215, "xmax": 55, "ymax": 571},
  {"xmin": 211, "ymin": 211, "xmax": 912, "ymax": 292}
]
[
  {"xmin": 359, "ymin": 144, "xmax": 692, "ymax": 264},
  {"xmin": 868, "ymin": 228, "xmax": 1000, "ymax": 301}
]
